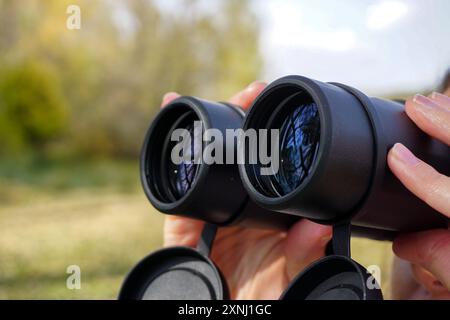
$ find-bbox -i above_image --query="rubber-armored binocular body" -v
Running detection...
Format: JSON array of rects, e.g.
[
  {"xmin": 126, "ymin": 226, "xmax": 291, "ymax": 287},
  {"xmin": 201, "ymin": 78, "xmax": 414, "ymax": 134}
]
[
  {"xmin": 141, "ymin": 75, "xmax": 449, "ymax": 239},
  {"xmin": 121, "ymin": 75, "xmax": 449, "ymax": 301}
]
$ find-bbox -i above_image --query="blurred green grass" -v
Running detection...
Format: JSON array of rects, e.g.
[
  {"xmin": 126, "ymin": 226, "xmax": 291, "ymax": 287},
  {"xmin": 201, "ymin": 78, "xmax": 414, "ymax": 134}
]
[
  {"xmin": 0, "ymin": 160, "xmax": 164, "ymax": 299},
  {"xmin": 0, "ymin": 160, "xmax": 393, "ymax": 299},
  {"xmin": 0, "ymin": 158, "xmax": 140, "ymax": 200}
]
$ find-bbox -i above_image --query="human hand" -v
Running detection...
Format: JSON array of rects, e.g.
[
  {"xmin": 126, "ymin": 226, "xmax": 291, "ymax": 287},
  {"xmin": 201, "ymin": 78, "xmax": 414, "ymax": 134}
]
[
  {"xmin": 388, "ymin": 92, "xmax": 450, "ymax": 300},
  {"xmin": 161, "ymin": 82, "xmax": 332, "ymax": 299}
]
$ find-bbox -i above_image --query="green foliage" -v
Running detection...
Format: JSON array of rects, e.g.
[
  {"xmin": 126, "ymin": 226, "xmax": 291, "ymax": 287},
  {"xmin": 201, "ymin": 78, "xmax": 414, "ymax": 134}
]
[
  {"xmin": 0, "ymin": 61, "xmax": 68, "ymax": 155},
  {"xmin": 0, "ymin": 0, "xmax": 262, "ymax": 159}
]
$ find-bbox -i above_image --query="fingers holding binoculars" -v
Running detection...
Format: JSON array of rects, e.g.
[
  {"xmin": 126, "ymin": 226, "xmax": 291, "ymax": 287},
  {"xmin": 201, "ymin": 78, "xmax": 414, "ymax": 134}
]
[
  {"xmin": 160, "ymin": 81, "xmax": 267, "ymax": 110},
  {"xmin": 228, "ymin": 81, "xmax": 267, "ymax": 110},
  {"xmin": 163, "ymin": 215, "xmax": 205, "ymax": 248},
  {"xmin": 410, "ymin": 264, "xmax": 450, "ymax": 298},
  {"xmin": 405, "ymin": 93, "xmax": 450, "ymax": 146},
  {"xmin": 389, "ymin": 93, "xmax": 450, "ymax": 295},
  {"xmin": 393, "ymin": 229, "xmax": 450, "ymax": 291},
  {"xmin": 388, "ymin": 143, "xmax": 450, "ymax": 217},
  {"xmin": 284, "ymin": 219, "xmax": 332, "ymax": 279},
  {"xmin": 161, "ymin": 92, "xmax": 180, "ymax": 108},
  {"xmin": 400, "ymin": 93, "xmax": 450, "ymax": 214}
]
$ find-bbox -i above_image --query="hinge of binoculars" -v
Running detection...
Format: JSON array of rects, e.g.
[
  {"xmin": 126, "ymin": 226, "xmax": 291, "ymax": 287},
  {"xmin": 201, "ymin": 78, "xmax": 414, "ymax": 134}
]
[
  {"xmin": 326, "ymin": 223, "xmax": 351, "ymax": 258},
  {"xmin": 198, "ymin": 222, "xmax": 352, "ymax": 259},
  {"xmin": 196, "ymin": 223, "xmax": 218, "ymax": 256},
  {"xmin": 197, "ymin": 223, "xmax": 351, "ymax": 258}
]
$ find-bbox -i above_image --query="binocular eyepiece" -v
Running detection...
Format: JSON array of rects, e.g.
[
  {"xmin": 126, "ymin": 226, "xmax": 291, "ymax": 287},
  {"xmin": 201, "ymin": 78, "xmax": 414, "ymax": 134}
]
[{"xmin": 141, "ymin": 75, "xmax": 449, "ymax": 238}]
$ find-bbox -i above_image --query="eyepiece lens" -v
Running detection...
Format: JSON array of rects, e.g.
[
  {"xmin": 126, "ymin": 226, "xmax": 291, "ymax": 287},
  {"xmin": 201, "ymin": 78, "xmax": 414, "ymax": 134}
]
[
  {"xmin": 247, "ymin": 88, "xmax": 321, "ymax": 197},
  {"xmin": 168, "ymin": 122, "xmax": 201, "ymax": 199},
  {"xmin": 273, "ymin": 102, "xmax": 320, "ymax": 195},
  {"xmin": 145, "ymin": 105, "xmax": 202, "ymax": 204}
]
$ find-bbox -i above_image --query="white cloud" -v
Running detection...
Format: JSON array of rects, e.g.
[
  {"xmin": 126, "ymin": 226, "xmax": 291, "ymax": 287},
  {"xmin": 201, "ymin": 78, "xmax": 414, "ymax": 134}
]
[
  {"xmin": 366, "ymin": 0, "xmax": 409, "ymax": 31},
  {"xmin": 263, "ymin": 3, "xmax": 357, "ymax": 52},
  {"xmin": 295, "ymin": 29, "xmax": 357, "ymax": 52}
]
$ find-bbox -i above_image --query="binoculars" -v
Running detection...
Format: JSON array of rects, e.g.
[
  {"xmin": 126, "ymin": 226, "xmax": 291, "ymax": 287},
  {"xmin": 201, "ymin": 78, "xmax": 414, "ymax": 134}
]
[{"xmin": 119, "ymin": 75, "xmax": 449, "ymax": 300}]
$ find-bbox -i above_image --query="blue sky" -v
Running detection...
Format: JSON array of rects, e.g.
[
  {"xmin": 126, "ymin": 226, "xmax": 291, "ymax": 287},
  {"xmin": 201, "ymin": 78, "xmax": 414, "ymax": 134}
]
[{"xmin": 255, "ymin": 0, "xmax": 450, "ymax": 95}]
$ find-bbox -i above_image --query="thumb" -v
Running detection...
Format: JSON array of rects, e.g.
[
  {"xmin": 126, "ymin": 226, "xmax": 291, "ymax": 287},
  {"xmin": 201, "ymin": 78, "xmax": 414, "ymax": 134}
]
[
  {"xmin": 163, "ymin": 216, "xmax": 204, "ymax": 248},
  {"xmin": 284, "ymin": 219, "xmax": 332, "ymax": 279},
  {"xmin": 393, "ymin": 229, "xmax": 450, "ymax": 290},
  {"xmin": 410, "ymin": 264, "xmax": 450, "ymax": 296}
]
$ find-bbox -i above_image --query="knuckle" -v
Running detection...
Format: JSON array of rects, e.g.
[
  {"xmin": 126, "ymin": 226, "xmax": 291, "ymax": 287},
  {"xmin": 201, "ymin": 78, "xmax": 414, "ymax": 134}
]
[
  {"xmin": 423, "ymin": 171, "xmax": 446, "ymax": 204},
  {"xmin": 420, "ymin": 232, "xmax": 450, "ymax": 266}
]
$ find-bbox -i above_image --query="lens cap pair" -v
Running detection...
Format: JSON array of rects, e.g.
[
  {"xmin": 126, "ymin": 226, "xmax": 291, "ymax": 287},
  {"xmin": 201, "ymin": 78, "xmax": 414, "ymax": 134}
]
[
  {"xmin": 119, "ymin": 223, "xmax": 382, "ymax": 300},
  {"xmin": 119, "ymin": 223, "xmax": 228, "ymax": 300}
]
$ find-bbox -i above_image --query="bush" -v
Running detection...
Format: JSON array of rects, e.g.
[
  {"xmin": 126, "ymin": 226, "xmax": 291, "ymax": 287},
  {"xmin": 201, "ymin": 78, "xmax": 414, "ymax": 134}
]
[{"xmin": 0, "ymin": 61, "xmax": 68, "ymax": 155}]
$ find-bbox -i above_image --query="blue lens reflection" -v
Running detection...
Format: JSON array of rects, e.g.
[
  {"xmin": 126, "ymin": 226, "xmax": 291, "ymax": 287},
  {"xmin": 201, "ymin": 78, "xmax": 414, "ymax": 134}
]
[
  {"xmin": 172, "ymin": 123, "xmax": 201, "ymax": 198},
  {"xmin": 273, "ymin": 103, "xmax": 320, "ymax": 195}
]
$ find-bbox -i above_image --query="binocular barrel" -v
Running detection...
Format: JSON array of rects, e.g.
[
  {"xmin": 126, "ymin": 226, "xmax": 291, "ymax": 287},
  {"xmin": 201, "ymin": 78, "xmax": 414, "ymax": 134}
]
[
  {"xmin": 140, "ymin": 96, "xmax": 297, "ymax": 229},
  {"xmin": 141, "ymin": 76, "xmax": 449, "ymax": 239},
  {"xmin": 239, "ymin": 75, "xmax": 449, "ymax": 238}
]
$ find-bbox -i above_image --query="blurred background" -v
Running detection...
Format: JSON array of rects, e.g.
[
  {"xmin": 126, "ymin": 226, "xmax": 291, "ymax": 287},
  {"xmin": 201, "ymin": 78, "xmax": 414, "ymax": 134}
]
[{"xmin": 0, "ymin": 0, "xmax": 449, "ymax": 299}]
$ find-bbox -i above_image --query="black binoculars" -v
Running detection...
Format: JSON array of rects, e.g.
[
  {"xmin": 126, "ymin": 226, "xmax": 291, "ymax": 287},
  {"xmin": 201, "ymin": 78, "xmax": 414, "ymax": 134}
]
[{"xmin": 119, "ymin": 75, "xmax": 449, "ymax": 300}]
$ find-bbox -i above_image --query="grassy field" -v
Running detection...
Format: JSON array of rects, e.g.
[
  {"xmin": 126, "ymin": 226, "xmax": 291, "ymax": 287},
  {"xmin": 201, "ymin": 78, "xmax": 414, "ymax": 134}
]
[
  {"xmin": 0, "ymin": 159, "xmax": 164, "ymax": 299},
  {"xmin": 0, "ymin": 160, "xmax": 394, "ymax": 299}
]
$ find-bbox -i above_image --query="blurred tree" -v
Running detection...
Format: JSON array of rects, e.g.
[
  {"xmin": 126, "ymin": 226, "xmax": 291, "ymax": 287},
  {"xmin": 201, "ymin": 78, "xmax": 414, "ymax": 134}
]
[
  {"xmin": 199, "ymin": 0, "xmax": 263, "ymax": 99},
  {"xmin": 0, "ymin": 61, "xmax": 68, "ymax": 155},
  {"xmin": 0, "ymin": 0, "xmax": 262, "ymax": 159}
]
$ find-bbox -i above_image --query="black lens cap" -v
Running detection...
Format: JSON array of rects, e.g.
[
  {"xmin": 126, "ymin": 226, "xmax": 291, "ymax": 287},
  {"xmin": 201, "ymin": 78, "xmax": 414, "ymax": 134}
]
[
  {"xmin": 119, "ymin": 246, "xmax": 229, "ymax": 300},
  {"xmin": 280, "ymin": 255, "xmax": 383, "ymax": 300}
]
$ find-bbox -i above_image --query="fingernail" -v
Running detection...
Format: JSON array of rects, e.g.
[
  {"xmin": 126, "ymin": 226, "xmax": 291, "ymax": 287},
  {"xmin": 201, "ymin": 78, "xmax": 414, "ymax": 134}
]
[
  {"xmin": 246, "ymin": 81, "xmax": 266, "ymax": 91},
  {"xmin": 431, "ymin": 91, "xmax": 450, "ymax": 102},
  {"xmin": 413, "ymin": 94, "xmax": 437, "ymax": 109},
  {"xmin": 162, "ymin": 92, "xmax": 178, "ymax": 103},
  {"xmin": 391, "ymin": 143, "xmax": 420, "ymax": 166}
]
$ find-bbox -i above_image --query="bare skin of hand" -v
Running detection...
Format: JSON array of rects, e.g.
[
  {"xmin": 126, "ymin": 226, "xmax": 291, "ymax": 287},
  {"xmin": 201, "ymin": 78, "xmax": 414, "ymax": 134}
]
[
  {"xmin": 388, "ymin": 92, "xmax": 450, "ymax": 300},
  {"xmin": 161, "ymin": 82, "xmax": 332, "ymax": 299}
]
